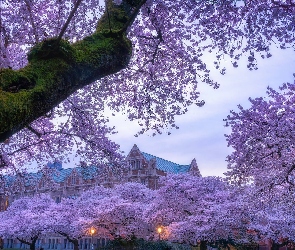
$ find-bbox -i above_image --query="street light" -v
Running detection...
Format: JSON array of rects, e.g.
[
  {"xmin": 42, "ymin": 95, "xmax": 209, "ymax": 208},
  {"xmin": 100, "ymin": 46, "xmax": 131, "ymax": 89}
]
[
  {"xmin": 90, "ymin": 227, "xmax": 95, "ymax": 250},
  {"xmin": 157, "ymin": 226, "xmax": 162, "ymax": 241}
]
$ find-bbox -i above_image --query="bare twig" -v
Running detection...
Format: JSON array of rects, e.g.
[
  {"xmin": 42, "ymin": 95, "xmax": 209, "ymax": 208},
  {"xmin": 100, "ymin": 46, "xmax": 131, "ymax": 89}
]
[
  {"xmin": 24, "ymin": 0, "xmax": 39, "ymax": 43},
  {"xmin": 56, "ymin": 0, "xmax": 83, "ymax": 44}
]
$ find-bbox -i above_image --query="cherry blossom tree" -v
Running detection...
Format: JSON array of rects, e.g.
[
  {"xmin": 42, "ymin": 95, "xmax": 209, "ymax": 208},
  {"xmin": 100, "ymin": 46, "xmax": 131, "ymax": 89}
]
[
  {"xmin": 77, "ymin": 183, "xmax": 156, "ymax": 240},
  {"xmin": 46, "ymin": 197, "xmax": 89, "ymax": 250},
  {"xmin": 225, "ymin": 82, "xmax": 295, "ymax": 190},
  {"xmin": 3, "ymin": 177, "xmax": 295, "ymax": 249},
  {"xmin": 224, "ymin": 84, "xmax": 295, "ymax": 244},
  {"xmin": 0, "ymin": 194, "xmax": 54, "ymax": 250},
  {"xmin": 144, "ymin": 174, "xmax": 285, "ymax": 248},
  {"xmin": 0, "ymin": 183, "xmax": 155, "ymax": 250},
  {"xmin": 145, "ymin": 174, "xmax": 244, "ymax": 247},
  {"xmin": 75, "ymin": 185, "xmax": 112, "ymax": 219},
  {"xmin": 1, "ymin": 0, "xmax": 295, "ymax": 171},
  {"xmin": 89, "ymin": 197, "xmax": 150, "ymax": 239},
  {"xmin": 111, "ymin": 182, "xmax": 156, "ymax": 203},
  {"xmin": 238, "ymin": 185, "xmax": 295, "ymax": 250}
]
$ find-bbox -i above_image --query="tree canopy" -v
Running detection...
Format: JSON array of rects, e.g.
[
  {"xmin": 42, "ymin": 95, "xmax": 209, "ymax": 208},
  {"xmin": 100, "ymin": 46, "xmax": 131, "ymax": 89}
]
[
  {"xmin": 2, "ymin": 176, "xmax": 295, "ymax": 248},
  {"xmin": 1, "ymin": 0, "xmax": 295, "ymax": 171}
]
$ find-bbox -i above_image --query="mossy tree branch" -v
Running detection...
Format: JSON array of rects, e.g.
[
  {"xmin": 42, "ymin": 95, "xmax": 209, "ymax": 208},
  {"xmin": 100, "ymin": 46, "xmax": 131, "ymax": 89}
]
[{"xmin": 0, "ymin": 0, "xmax": 145, "ymax": 142}]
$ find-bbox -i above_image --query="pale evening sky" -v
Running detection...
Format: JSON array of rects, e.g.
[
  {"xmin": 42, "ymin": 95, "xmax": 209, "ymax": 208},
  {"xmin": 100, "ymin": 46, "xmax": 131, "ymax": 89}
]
[{"xmin": 108, "ymin": 47, "xmax": 295, "ymax": 177}]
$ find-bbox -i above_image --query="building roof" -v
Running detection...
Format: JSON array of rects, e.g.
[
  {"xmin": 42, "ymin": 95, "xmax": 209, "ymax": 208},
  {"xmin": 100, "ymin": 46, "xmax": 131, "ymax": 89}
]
[
  {"xmin": 1, "ymin": 145, "xmax": 198, "ymax": 189},
  {"xmin": 1, "ymin": 165, "xmax": 99, "ymax": 188},
  {"xmin": 141, "ymin": 152, "xmax": 190, "ymax": 174},
  {"xmin": 46, "ymin": 165, "xmax": 99, "ymax": 183}
]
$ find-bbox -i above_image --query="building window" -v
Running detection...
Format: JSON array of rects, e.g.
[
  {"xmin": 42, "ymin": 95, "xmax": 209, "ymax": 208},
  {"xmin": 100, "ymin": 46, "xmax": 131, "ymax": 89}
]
[
  {"xmin": 136, "ymin": 160, "xmax": 141, "ymax": 169},
  {"xmin": 130, "ymin": 161, "xmax": 135, "ymax": 169},
  {"xmin": 71, "ymin": 175, "xmax": 77, "ymax": 185},
  {"xmin": 130, "ymin": 160, "xmax": 141, "ymax": 169}
]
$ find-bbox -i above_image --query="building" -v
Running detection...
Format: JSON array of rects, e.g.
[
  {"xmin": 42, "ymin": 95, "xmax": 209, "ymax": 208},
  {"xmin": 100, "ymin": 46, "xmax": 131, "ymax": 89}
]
[
  {"xmin": 0, "ymin": 145, "xmax": 200, "ymax": 249},
  {"xmin": 0, "ymin": 144, "xmax": 201, "ymax": 210}
]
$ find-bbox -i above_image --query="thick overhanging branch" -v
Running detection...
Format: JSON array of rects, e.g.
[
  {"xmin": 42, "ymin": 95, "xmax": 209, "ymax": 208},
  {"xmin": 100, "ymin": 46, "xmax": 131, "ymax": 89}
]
[{"xmin": 0, "ymin": 0, "xmax": 145, "ymax": 142}]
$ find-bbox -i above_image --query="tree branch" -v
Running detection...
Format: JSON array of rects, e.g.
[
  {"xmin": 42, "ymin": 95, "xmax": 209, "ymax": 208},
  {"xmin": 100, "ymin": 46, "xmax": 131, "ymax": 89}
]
[
  {"xmin": 0, "ymin": 0, "xmax": 144, "ymax": 143},
  {"xmin": 17, "ymin": 237, "xmax": 35, "ymax": 246},
  {"xmin": 119, "ymin": 0, "xmax": 147, "ymax": 34},
  {"xmin": 24, "ymin": 0, "xmax": 39, "ymax": 44},
  {"xmin": 26, "ymin": 125, "xmax": 42, "ymax": 138},
  {"xmin": 57, "ymin": 231, "xmax": 81, "ymax": 244},
  {"xmin": 56, "ymin": 0, "xmax": 83, "ymax": 45}
]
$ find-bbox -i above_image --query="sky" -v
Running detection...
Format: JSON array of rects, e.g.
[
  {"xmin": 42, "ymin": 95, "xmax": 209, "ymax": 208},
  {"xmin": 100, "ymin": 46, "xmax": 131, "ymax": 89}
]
[{"xmin": 107, "ymin": 46, "xmax": 295, "ymax": 177}]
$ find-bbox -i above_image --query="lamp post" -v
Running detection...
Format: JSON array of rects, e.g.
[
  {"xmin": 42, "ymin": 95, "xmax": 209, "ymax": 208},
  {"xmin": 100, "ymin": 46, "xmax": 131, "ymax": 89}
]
[
  {"xmin": 157, "ymin": 226, "xmax": 162, "ymax": 241},
  {"xmin": 90, "ymin": 227, "xmax": 95, "ymax": 250}
]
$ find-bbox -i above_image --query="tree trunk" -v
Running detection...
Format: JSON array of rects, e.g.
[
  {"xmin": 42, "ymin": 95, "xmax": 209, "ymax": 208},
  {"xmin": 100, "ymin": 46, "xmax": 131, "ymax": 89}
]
[
  {"xmin": 271, "ymin": 242, "xmax": 282, "ymax": 250},
  {"xmin": 72, "ymin": 239, "xmax": 79, "ymax": 250},
  {"xmin": 16, "ymin": 235, "xmax": 38, "ymax": 250},
  {"xmin": 29, "ymin": 243, "xmax": 35, "ymax": 250},
  {"xmin": 57, "ymin": 232, "xmax": 80, "ymax": 250},
  {"xmin": 200, "ymin": 240, "xmax": 207, "ymax": 250},
  {"xmin": 0, "ymin": 0, "xmax": 146, "ymax": 142}
]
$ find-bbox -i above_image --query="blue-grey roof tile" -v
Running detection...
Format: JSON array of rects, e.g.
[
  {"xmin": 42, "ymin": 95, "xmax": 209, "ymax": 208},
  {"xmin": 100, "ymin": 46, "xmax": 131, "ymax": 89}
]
[
  {"xmin": 52, "ymin": 168, "xmax": 73, "ymax": 183},
  {"xmin": 76, "ymin": 166, "xmax": 98, "ymax": 180},
  {"xmin": 141, "ymin": 152, "xmax": 190, "ymax": 173}
]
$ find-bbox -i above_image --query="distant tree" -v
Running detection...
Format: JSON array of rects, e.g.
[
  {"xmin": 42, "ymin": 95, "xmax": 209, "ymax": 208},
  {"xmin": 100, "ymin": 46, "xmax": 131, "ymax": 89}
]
[
  {"xmin": 225, "ymin": 82, "xmax": 295, "ymax": 190},
  {"xmin": 78, "ymin": 183, "xmax": 155, "ymax": 240},
  {"xmin": 0, "ymin": 184, "xmax": 155, "ymax": 250},
  {"xmin": 47, "ymin": 198, "xmax": 88, "ymax": 250},
  {"xmin": 1, "ymin": 0, "xmax": 295, "ymax": 171},
  {"xmin": 2, "ymin": 177, "xmax": 295, "ymax": 249},
  {"xmin": 0, "ymin": 194, "xmax": 54, "ymax": 250},
  {"xmin": 146, "ymin": 174, "xmax": 247, "ymax": 247},
  {"xmin": 224, "ymin": 82, "xmax": 295, "ymax": 246},
  {"xmin": 111, "ymin": 182, "xmax": 156, "ymax": 203}
]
